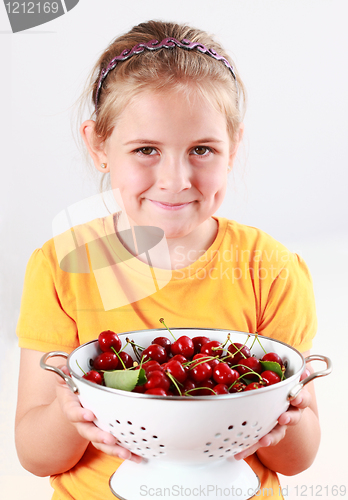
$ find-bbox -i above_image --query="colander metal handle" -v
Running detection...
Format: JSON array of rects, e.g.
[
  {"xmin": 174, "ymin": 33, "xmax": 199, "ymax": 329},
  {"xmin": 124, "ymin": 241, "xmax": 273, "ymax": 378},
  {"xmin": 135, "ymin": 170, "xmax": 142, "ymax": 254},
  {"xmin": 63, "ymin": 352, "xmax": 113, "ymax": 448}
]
[
  {"xmin": 40, "ymin": 351, "xmax": 79, "ymax": 394},
  {"xmin": 288, "ymin": 354, "xmax": 332, "ymax": 401}
]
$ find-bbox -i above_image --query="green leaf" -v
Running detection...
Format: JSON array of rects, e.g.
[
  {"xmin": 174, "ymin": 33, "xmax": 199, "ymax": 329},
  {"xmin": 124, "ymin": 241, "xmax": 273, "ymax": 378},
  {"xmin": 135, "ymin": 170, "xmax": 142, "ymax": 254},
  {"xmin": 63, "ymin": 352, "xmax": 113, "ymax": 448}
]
[
  {"xmin": 104, "ymin": 368, "xmax": 147, "ymax": 392},
  {"xmin": 260, "ymin": 361, "xmax": 284, "ymax": 380}
]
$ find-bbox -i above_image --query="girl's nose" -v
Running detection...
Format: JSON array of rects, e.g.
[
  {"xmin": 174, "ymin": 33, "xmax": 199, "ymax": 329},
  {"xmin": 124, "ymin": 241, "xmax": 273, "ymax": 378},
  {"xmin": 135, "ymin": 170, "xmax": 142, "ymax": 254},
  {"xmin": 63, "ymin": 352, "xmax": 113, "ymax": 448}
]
[{"xmin": 156, "ymin": 156, "xmax": 192, "ymax": 193}]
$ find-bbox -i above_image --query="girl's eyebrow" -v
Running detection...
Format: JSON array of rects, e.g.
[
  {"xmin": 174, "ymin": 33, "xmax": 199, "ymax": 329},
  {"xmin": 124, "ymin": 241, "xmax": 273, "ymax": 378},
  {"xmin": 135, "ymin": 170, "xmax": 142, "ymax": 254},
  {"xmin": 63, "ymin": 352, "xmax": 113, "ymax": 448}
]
[{"xmin": 124, "ymin": 138, "xmax": 224, "ymax": 145}]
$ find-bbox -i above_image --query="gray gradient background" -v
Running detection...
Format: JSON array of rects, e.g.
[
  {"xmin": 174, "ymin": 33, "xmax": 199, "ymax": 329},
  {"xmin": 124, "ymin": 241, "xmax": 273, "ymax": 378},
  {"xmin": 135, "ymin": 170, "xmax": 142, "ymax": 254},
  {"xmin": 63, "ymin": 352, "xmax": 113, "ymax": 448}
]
[{"xmin": 0, "ymin": 1, "xmax": 347, "ymax": 498}]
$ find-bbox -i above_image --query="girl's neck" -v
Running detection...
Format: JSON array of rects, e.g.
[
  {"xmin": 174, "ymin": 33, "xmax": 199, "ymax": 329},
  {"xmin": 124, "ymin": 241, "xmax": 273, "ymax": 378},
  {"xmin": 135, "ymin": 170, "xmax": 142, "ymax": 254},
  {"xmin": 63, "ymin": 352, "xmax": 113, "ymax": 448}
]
[
  {"xmin": 166, "ymin": 217, "xmax": 218, "ymax": 270},
  {"xmin": 115, "ymin": 214, "xmax": 219, "ymax": 270}
]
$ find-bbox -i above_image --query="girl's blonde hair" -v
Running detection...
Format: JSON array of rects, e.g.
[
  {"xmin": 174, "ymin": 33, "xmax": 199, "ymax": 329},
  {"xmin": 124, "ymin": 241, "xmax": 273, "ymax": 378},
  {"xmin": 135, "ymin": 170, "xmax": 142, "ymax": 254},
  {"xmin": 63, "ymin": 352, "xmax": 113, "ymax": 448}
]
[{"xmin": 84, "ymin": 20, "xmax": 246, "ymax": 144}]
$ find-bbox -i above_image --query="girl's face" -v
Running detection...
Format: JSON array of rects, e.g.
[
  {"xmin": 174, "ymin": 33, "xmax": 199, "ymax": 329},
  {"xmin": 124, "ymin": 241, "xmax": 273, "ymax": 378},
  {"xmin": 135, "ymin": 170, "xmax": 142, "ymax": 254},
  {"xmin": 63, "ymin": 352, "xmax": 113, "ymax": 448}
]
[{"xmin": 89, "ymin": 90, "xmax": 240, "ymax": 240}]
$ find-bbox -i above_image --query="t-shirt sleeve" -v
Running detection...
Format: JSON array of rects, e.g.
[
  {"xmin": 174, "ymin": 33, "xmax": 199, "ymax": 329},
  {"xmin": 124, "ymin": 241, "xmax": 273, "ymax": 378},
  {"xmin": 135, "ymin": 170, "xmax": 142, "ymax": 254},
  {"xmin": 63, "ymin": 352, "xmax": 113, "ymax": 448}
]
[
  {"xmin": 16, "ymin": 248, "xmax": 79, "ymax": 353},
  {"xmin": 257, "ymin": 253, "xmax": 317, "ymax": 352}
]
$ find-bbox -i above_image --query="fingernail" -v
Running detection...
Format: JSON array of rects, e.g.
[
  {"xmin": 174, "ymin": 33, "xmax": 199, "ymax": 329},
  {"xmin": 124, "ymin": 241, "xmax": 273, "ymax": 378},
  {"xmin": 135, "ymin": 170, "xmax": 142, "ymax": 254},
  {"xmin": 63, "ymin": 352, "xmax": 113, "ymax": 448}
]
[
  {"xmin": 283, "ymin": 415, "xmax": 290, "ymax": 424},
  {"xmin": 83, "ymin": 413, "xmax": 91, "ymax": 420}
]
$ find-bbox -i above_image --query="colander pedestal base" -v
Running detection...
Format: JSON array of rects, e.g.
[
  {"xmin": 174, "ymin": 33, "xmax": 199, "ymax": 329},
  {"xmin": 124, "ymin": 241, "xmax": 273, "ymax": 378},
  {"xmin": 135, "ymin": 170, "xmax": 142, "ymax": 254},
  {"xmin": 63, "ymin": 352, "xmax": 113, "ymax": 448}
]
[{"xmin": 109, "ymin": 458, "xmax": 260, "ymax": 500}]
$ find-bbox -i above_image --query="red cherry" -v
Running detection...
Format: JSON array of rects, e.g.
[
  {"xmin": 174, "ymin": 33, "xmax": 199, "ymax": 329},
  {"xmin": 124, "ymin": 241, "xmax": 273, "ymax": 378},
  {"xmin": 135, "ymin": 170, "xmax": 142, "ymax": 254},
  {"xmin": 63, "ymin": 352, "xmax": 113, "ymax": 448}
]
[
  {"xmin": 93, "ymin": 351, "xmax": 119, "ymax": 371},
  {"xmin": 144, "ymin": 370, "xmax": 171, "ymax": 392},
  {"xmin": 261, "ymin": 370, "xmax": 281, "ymax": 386},
  {"xmin": 118, "ymin": 351, "xmax": 134, "ymax": 369},
  {"xmin": 171, "ymin": 336, "xmax": 195, "ymax": 359},
  {"xmin": 82, "ymin": 370, "xmax": 103, "ymax": 385},
  {"xmin": 165, "ymin": 359, "xmax": 187, "ymax": 384},
  {"xmin": 144, "ymin": 388, "xmax": 167, "ymax": 396},
  {"xmin": 152, "ymin": 336, "xmax": 172, "ymax": 355},
  {"xmin": 236, "ymin": 357, "xmax": 262, "ymax": 380},
  {"xmin": 244, "ymin": 382, "xmax": 263, "ymax": 391},
  {"xmin": 141, "ymin": 344, "xmax": 168, "ymax": 364},
  {"xmin": 196, "ymin": 378, "xmax": 215, "ymax": 396},
  {"xmin": 182, "ymin": 378, "xmax": 197, "ymax": 395},
  {"xmin": 142, "ymin": 360, "xmax": 163, "ymax": 374},
  {"xmin": 98, "ymin": 330, "xmax": 122, "ymax": 353},
  {"xmin": 193, "ymin": 353, "xmax": 219, "ymax": 369},
  {"xmin": 227, "ymin": 343, "xmax": 251, "ymax": 364},
  {"xmin": 192, "ymin": 336, "xmax": 211, "ymax": 354},
  {"xmin": 229, "ymin": 381, "xmax": 246, "ymax": 393},
  {"xmin": 262, "ymin": 352, "xmax": 284, "ymax": 367},
  {"xmin": 189, "ymin": 361, "xmax": 212, "ymax": 383},
  {"xmin": 171, "ymin": 354, "xmax": 187, "ymax": 364},
  {"xmin": 200, "ymin": 340, "xmax": 224, "ymax": 358},
  {"xmin": 213, "ymin": 363, "xmax": 239, "ymax": 386},
  {"xmin": 133, "ymin": 384, "xmax": 145, "ymax": 393},
  {"xmin": 213, "ymin": 383, "xmax": 229, "ymax": 395}
]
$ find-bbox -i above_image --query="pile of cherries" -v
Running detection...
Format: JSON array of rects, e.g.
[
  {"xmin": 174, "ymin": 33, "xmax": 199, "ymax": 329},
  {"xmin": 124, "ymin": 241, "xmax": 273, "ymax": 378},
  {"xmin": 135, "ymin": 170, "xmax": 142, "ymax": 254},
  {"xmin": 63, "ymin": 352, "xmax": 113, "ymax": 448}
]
[{"xmin": 82, "ymin": 320, "xmax": 286, "ymax": 396}]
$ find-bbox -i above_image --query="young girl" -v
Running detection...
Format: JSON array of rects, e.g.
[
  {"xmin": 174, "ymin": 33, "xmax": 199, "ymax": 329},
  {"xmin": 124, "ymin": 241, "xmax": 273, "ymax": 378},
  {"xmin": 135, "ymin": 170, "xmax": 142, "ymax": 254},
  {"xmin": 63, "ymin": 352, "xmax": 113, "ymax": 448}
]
[{"xmin": 15, "ymin": 20, "xmax": 320, "ymax": 500}]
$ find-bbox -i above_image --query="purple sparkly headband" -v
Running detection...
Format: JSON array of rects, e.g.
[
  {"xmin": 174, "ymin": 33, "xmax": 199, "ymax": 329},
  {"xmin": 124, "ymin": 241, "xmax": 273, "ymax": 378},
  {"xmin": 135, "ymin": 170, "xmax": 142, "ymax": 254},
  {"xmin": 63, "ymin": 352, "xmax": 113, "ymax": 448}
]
[{"xmin": 95, "ymin": 37, "xmax": 236, "ymax": 111}]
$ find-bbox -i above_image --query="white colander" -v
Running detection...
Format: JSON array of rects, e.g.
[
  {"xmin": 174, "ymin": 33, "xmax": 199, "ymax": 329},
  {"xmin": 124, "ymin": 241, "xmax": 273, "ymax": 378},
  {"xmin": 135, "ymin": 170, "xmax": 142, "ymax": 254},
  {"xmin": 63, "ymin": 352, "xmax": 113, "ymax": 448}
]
[{"xmin": 41, "ymin": 329, "xmax": 332, "ymax": 500}]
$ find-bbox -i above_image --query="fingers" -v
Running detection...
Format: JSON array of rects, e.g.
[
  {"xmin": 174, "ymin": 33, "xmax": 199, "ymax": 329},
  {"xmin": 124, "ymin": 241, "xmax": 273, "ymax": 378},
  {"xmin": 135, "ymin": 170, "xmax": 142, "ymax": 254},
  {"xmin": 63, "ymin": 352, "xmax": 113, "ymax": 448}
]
[
  {"xmin": 54, "ymin": 365, "xmax": 142, "ymax": 463},
  {"xmin": 92, "ymin": 441, "xmax": 142, "ymax": 463},
  {"xmin": 234, "ymin": 424, "xmax": 287, "ymax": 461}
]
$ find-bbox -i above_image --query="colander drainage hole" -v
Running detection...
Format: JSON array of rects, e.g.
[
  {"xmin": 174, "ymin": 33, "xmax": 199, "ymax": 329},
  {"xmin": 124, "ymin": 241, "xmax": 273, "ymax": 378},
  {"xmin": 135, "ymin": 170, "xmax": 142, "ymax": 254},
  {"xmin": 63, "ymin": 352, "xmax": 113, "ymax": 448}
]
[
  {"xmin": 129, "ymin": 432, "xmax": 134, "ymax": 435},
  {"xmin": 142, "ymin": 439, "xmax": 147, "ymax": 442},
  {"xmin": 219, "ymin": 446, "xmax": 223, "ymax": 450},
  {"xmin": 146, "ymin": 447, "xmax": 151, "ymax": 449},
  {"xmin": 225, "ymin": 449, "xmax": 231, "ymax": 453},
  {"xmin": 204, "ymin": 450, "xmax": 209, "ymax": 453},
  {"xmin": 127, "ymin": 421, "xmax": 132, "ymax": 425},
  {"xmin": 244, "ymin": 435, "xmax": 250, "ymax": 439},
  {"xmin": 116, "ymin": 420, "xmax": 121, "ymax": 424},
  {"xmin": 257, "ymin": 427, "xmax": 262, "ymax": 432},
  {"xmin": 159, "ymin": 445, "xmax": 165, "ymax": 448},
  {"xmin": 153, "ymin": 436, "xmax": 158, "ymax": 439},
  {"xmin": 237, "ymin": 432, "xmax": 243, "ymax": 437},
  {"xmin": 215, "ymin": 433, "xmax": 221, "ymax": 438},
  {"xmin": 109, "ymin": 423, "xmax": 114, "ymax": 427},
  {"xmin": 242, "ymin": 421, "xmax": 247, "ymax": 426},
  {"xmin": 141, "ymin": 427, "xmax": 146, "ymax": 430},
  {"xmin": 208, "ymin": 455, "xmax": 214, "ymax": 458},
  {"xmin": 206, "ymin": 442, "xmax": 212, "ymax": 446},
  {"xmin": 120, "ymin": 433, "xmax": 125, "ymax": 436},
  {"xmin": 251, "ymin": 422, "xmax": 258, "ymax": 427},
  {"xmin": 228, "ymin": 425, "xmax": 234, "ymax": 430},
  {"xmin": 133, "ymin": 440, "xmax": 138, "ymax": 443},
  {"xmin": 223, "ymin": 438, "xmax": 230, "ymax": 442}
]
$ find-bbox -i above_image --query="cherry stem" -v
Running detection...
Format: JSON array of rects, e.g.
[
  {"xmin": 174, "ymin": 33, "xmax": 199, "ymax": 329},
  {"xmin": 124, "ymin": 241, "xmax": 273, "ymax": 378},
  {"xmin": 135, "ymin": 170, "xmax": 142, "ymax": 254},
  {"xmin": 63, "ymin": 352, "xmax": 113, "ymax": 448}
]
[
  {"xmin": 228, "ymin": 343, "xmax": 247, "ymax": 360},
  {"xmin": 111, "ymin": 347, "xmax": 126, "ymax": 370},
  {"xmin": 250, "ymin": 332, "xmax": 267, "ymax": 354},
  {"xmin": 126, "ymin": 338, "xmax": 142, "ymax": 363},
  {"xmin": 185, "ymin": 356, "xmax": 218, "ymax": 370},
  {"xmin": 220, "ymin": 334, "xmax": 231, "ymax": 349},
  {"xmin": 165, "ymin": 371, "xmax": 182, "ymax": 396},
  {"xmin": 185, "ymin": 386, "xmax": 216, "ymax": 396},
  {"xmin": 159, "ymin": 318, "xmax": 177, "ymax": 341},
  {"xmin": 76, "ymin": 360, "xmax": 87, "ymax": 376}
]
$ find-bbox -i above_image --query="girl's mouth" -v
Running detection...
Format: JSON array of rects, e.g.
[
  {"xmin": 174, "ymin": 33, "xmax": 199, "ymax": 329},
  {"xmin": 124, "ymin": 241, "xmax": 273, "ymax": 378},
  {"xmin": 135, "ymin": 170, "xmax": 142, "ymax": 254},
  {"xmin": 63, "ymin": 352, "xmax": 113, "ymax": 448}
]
[{"xmin": 149, "ymin": 200, "xmax": 193, "ymax": 211}]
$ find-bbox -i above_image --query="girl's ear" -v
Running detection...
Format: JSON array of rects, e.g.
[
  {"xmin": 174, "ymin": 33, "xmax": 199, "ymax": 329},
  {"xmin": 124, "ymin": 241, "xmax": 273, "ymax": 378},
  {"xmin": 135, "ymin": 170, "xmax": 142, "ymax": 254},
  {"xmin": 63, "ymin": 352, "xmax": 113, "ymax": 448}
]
[
  {"xmin": 80, "ymin": 120, "xmax": 110, "ymax": 173},
  {"xmin": 228, "ymin": 123, "xmax": 244, "ymax": 171}
]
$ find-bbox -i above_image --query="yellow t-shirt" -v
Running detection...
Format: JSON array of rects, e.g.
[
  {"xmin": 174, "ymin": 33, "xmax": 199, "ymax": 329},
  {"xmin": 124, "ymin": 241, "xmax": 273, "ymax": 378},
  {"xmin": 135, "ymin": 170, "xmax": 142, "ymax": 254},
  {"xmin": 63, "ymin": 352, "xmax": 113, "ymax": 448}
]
[{"xmin": 17, "ymin": 216, "xmax": 317, "ymax": 500}]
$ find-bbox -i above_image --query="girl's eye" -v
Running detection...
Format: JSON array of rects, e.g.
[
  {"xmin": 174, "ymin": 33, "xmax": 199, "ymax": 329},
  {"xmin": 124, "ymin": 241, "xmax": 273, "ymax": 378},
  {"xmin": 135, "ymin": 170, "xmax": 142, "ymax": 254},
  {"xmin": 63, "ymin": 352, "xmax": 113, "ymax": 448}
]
[
  {"xmin": 191, "ymin": 146, "xmax": 213, "ymax": 156},
  {"xmin": 135, "ymin": 147, "xmax": 157, "ymax": 156}
]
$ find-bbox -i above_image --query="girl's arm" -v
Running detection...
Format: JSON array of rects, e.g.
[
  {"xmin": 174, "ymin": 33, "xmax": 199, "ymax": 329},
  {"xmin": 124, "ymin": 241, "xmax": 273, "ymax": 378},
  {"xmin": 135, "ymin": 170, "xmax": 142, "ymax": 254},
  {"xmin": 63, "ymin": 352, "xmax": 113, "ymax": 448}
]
[
  {"xmin": 234, "ymin": 351, "xmax": 321, "ymax": 475},
  {"xmin": 15, "ymin": 348, "xmax": 141, "ymax": 477}
]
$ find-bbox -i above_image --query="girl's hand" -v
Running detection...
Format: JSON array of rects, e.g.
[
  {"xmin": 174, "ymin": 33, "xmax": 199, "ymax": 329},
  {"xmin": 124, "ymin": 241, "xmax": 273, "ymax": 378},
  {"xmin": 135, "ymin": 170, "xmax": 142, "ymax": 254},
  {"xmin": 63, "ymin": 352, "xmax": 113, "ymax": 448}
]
[
  {"xmin": 233, "ymin": 368, "xmax": 311, "ymax": 462},
  {"xmin": 56, "ymin": 365, "xmax": 142, "ymax": 463}
]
